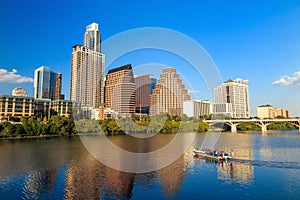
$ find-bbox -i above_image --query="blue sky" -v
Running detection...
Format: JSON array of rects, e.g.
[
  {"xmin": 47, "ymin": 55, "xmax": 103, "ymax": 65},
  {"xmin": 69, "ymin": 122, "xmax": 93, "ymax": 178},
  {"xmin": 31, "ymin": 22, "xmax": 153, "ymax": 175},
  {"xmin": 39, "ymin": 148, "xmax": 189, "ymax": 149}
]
[{"xmin": 0, "ymin": 0, "xmax": 300, "ymax": 116}]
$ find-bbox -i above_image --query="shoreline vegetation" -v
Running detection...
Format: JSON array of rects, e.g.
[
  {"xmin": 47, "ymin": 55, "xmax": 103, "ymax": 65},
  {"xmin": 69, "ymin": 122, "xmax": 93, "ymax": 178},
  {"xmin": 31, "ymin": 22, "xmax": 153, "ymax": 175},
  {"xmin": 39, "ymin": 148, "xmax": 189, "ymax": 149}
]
[{"xmin": 0, "ymin": 114, "xmax": 297, "ymax": 139}]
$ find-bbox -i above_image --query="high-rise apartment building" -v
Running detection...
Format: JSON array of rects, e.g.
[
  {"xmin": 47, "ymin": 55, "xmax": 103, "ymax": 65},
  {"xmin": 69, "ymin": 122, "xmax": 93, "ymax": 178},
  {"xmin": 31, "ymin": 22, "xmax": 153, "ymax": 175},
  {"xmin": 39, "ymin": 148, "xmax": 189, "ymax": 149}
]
[
  {"xmin": 105, "ymin": 64, "xmax": 136, "ymax": 117},
  {"xmin": 214, "ymin": 78, "xmax": 250, "ymax": 118},
  {"xmin": 135, "ymin": 74, "xmax": 157, "ymax": 114},
  {"xmin": 150, "ymin": 68, "xmax": 190, "ymax": 116},
  {"xmin": 70, "ymin": 23, "xmax": 104, "ymax": 108},
  {"xmin": 34, "ymin": 66, "xmax": 62, "ymax": 100},
  {"xmin": 84, "ymin": 22, "xmax": 101, "ymax": 52}
]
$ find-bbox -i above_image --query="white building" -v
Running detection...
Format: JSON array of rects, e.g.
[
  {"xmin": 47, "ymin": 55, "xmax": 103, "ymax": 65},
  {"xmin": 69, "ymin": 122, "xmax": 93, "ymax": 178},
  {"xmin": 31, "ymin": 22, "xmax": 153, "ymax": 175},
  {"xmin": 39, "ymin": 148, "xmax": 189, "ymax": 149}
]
[
  {"xmin": 104, "ymin": 108, "xmax": 118, "ymax": 119},
  {"xmin": 84, "ymin": 22, "xmax": 101, "ymax": 52},
  {"xmin": 212, "ymin": 103, "xmax": 233, "ymax": 117},
  {"xmin": 214, "ymin": 78, "xmax": 250, "ymax": 118},
  {"xmin": 82, "ymin": 107, "xmax": 100, "ymax": 120},
  {"xmin": 183, "ymin": 100, "xmax": 211, "ymax": 118}
]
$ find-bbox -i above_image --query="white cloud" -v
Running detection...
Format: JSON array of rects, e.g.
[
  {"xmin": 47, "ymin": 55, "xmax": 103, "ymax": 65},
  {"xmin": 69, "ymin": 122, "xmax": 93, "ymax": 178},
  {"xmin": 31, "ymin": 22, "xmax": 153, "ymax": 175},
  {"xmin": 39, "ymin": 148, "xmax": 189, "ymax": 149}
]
[
  {"xmin": 0, "ymin": 68, "xmax": 33, "ymax": 83},
  {"xmin": 273, "ymin": 71, "xmax": 300, "ymax": 86}
]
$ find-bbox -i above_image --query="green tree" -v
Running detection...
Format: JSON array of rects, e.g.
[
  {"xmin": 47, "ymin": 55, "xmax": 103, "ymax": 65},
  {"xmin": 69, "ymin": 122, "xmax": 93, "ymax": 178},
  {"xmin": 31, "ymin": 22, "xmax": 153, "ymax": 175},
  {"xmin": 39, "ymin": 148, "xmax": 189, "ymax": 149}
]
[{"xmin": 198, "ymin": 120, "xmax": 209, "ymax": 132}]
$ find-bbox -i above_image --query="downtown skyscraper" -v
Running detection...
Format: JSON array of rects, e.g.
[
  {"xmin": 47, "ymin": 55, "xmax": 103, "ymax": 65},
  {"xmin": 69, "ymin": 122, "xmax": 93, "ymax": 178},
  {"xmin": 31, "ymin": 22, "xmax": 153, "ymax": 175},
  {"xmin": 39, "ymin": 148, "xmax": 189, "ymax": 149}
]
[
  {"xmin": 70, "ymin": 23, "xmax": 105, "ymax": 108},
  {"xmin": 135, "ymin": 74, "xmax": 157, "ymax": 114},
  {"xmin": 34, "ymin": 66, "xmax": 62, "ymax": 100},
  {"xmin": 150, "ymin": 68, "xmax": 190, "ymax": 116},
  {"xmin": 104, "ymin": 64, "xmax": 136, "ymax": 117}
]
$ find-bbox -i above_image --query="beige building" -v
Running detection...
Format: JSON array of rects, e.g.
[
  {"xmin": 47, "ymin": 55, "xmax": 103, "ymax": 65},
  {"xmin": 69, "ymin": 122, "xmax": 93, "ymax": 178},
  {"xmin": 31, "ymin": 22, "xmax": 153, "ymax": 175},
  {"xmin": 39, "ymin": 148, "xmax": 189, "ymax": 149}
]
[
  {"xmin": 12, "ymin": 87, "xmax": 27, "ymax": 97},
  {"xmin": 257, "ymin": 105, "xmax": 290, "ymax": 119},
  {"xmin": 257, "ymin": 104, "xmax": 277, "ymax": 119},
  {"xmin": 150, "ymin": 68, "xmax": 190, "ymax": 116},
  {"xmin": 0, "ymin": 95, "xmax": 34, "ymax": 121},
  {"xmin": 276, "ymin": 108, "xmax": 290, "ymax": 118},
  {"xmin": 0, "ymin": 95, "xmax": 77, "ymax": 121},
  {"xmin": 214, "ymin": 78, "xmax": 250, "ymax": 118},
  {"xmin": 70, "ymin": 23, "xmax": 105, "ymax": 108},
  {"xmin": 105, "ymin": 64, "xmax": 136, "ymax": 117},
  {"xmin": 51, "ymin": 100, "xmax": 73, "ymax": 117}
]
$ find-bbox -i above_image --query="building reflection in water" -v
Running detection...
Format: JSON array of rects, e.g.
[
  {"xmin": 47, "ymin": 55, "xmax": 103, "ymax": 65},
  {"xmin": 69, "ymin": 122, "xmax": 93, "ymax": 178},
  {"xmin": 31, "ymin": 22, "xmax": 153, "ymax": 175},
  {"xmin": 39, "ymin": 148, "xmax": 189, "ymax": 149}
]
[
  {"xmin": 216, "ymin": 134, "xmax": 254, "ymax": 184},
  {"xmin": 159, "ymin": 154, "xmax": 188, "ymax": 198},
  {"xmin": 217, "ymin": 160, "xmax": 254, "ymax": 184},
  {"xmin": 64, "ymin": 142, "xmax": 135, "ymax": 200},
  {"xmin": 22, "ymin": 168, "xmax": 58, "ymax": 199}
]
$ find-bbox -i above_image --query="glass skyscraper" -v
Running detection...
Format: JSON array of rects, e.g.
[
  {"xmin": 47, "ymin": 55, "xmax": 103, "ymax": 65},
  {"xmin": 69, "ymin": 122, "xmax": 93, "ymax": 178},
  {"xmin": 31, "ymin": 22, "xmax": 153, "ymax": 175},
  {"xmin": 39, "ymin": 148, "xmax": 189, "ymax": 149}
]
[
  {"xmin": 34, "ymin": 66, "xmax": 51, "ymax": 99},
  {"xmin": 34, "ymin": 66, "xmax": 62, "ymax": 100}
]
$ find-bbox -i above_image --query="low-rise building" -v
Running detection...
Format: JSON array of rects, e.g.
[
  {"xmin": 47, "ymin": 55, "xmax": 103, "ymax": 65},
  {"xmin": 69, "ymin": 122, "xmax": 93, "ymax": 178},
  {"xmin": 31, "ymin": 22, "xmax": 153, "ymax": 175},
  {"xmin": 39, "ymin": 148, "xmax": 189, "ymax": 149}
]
[
  {"xmin": 212, "ymin": 103, "xmax": 233, "ymax": 117},
  {"xmin": 12, "ymin": 87, "xmax": 28, "ymax": 97},
  {"xmin": 51, "ymin": 100, "xmax": 74, "ymax": 117},
  {"xmin": 276, "ymin": 108, "xmax": 290, "ymax": 118},
  {"xmin": 183, "ymin": 100, "xmax": 211, "ymax": 118},
  {"xmin": 0, "ymin": 95, "xmax": 77, "ymax": 121},
  {"xmin": 0, "ymin": 95, "xmax": 34, "ymax": 121},
  {"xmin": 103, "ymin": 108, "xmax": 118, "ymax": 119},
  {"xmin": 257, "ymin": 105, "xmax": 290, "ymax": 119}
]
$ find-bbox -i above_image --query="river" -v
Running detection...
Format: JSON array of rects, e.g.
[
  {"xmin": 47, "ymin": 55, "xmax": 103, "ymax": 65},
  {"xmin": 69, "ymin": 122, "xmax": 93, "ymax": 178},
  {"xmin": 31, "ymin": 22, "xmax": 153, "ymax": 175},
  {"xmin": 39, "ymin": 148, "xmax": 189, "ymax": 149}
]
[{"xmin": 0, "ymin": 130, "xmax": 300, "ymax": 199}]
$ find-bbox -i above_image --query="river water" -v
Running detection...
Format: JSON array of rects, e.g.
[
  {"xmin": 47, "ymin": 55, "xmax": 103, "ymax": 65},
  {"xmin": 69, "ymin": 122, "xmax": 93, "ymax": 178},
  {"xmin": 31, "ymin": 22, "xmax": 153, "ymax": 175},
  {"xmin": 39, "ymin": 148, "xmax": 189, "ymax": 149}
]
[{"xmin": 0, "ymin": 131, "xmax": 300, "ymax": 199}]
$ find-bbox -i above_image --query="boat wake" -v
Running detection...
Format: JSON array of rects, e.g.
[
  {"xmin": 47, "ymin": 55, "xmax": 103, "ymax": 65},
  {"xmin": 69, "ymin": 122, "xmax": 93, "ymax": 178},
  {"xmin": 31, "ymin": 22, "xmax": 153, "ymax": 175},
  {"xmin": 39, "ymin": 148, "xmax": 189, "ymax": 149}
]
[{"xmin": 230, "ymin": 158, "xmax": 300, "ymax": 170}]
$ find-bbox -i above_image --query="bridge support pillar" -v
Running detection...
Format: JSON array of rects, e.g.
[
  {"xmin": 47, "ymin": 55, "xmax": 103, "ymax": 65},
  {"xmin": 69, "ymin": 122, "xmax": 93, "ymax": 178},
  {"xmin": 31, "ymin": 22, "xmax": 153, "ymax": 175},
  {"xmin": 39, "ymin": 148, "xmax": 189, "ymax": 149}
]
[
  {"xmin": 231, "ymin": 124, "xmax": 237, "ymax": 133},
  {"xmin": 261, "ymin": 124, "xmax": 267, "ymax": 133}
]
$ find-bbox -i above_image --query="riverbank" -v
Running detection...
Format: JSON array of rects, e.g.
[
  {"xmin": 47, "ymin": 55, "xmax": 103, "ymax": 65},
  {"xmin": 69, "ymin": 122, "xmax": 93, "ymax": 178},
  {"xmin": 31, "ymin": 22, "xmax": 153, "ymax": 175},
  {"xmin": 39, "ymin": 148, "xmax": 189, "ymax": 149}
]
[
  {"xmin": 0, "ymin": 134, "xmax": 78, "ymax": 140},
  {"xmin": 1, "ymin": 115, "xmax": 297, "ymax": 139}
]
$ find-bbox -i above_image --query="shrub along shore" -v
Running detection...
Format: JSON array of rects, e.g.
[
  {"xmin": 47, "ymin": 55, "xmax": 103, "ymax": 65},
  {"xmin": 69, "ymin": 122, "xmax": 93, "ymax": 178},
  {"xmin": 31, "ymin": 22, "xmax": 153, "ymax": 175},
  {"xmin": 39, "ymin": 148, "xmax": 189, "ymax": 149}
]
[{"xmin": 0, "ymin": 114, "xmax": 296, "ymax": 139}]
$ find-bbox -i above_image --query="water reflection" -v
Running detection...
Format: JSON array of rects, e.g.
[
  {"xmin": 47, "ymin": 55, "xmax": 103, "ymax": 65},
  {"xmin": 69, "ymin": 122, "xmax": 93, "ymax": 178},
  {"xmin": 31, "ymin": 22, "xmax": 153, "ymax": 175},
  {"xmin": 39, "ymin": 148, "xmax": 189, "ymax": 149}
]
[
  {"xmin": 217, "ymin": 161, "xmax": 254, "ymax": 184},
  {"xmin": 23, "ymin": 169, "xmax": 58, "ymax": 199},
  {"xmin": 0, "ymin": 132, "xmax": 300, "ymax": 199},
  {"xmin": 159, "ymin": 155, "xmax": 188, "ymax": 198}
]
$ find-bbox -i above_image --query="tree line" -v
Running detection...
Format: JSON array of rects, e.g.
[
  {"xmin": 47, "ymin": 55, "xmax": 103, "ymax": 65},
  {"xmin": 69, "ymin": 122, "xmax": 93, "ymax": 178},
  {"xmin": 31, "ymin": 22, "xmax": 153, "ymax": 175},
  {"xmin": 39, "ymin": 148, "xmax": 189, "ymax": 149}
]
[
  {"xmin": 77, "ymin": 114, "xmax": 209, "ymax": 135},
  {"xmin": 1, "ymin": 113, "xmax": 296, "ymax": 138},
  {"xmin": 0, "ymin": 115, "xmax": 77, "ymax": 138}
]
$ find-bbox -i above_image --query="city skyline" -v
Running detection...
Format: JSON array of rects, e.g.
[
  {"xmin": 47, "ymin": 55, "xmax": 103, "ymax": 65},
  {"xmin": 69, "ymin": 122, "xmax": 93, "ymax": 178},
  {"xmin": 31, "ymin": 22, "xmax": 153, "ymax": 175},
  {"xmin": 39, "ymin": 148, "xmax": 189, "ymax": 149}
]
[{"xmin": 0, "ymin": 1, "xmax": 300, "ymax": 116}]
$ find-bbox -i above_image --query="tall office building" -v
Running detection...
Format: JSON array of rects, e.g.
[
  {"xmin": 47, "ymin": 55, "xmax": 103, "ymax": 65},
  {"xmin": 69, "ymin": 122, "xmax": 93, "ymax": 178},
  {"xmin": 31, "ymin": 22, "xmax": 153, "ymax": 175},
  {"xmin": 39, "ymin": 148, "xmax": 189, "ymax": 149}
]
[
  {"xmin": 50, "ymin": 72, "xmax": 63, "ymax": 100},
  {"xmin": 34, "ymin": 66, "xmax": 50, "ymax": 99},
  {"xmin": 34, "ymin": 66, "xmax": 62, "ymax": 100},
  {"xmin": 105, "ymin": 64, "xmax": 136, "ymax": 117},
  {"xmin": 214, "ymin": 78, "xmax": 250, "ymax": 118},
  {"xmin": 150, "ymin": 68, "xmax": 190, "ymax": 116},
  {"xmin": 70, "ymin": 23, "xmax": 105, "ymax": 108},
  {"xmin": 135, "ymin": 74, "xmax": 157, "ymax": 114}
]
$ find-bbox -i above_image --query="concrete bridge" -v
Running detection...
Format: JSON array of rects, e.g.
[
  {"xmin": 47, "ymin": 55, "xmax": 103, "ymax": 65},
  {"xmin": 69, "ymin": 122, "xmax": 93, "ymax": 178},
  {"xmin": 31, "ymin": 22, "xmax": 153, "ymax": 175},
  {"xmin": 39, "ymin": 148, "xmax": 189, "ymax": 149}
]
[{"xmin": 203, "ymin": 118, "xmax": 300, "ymax": 133}]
